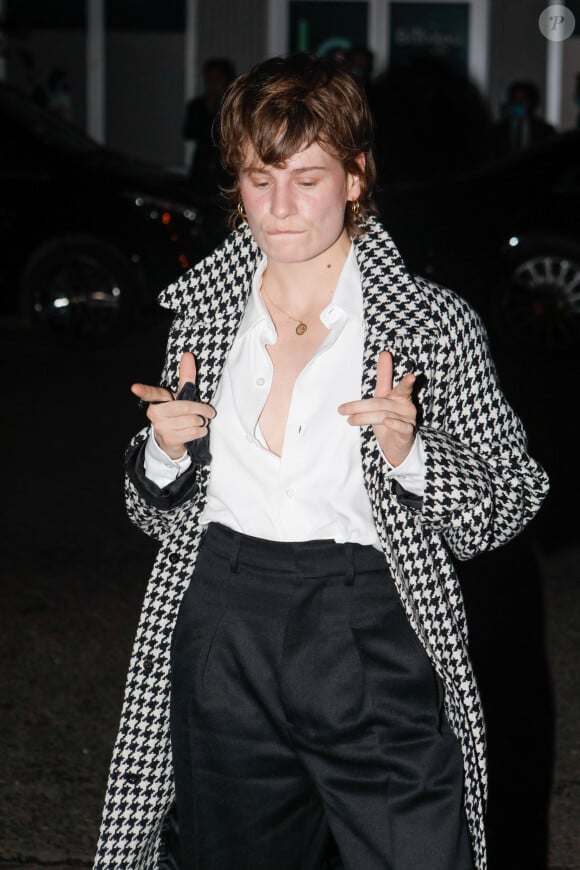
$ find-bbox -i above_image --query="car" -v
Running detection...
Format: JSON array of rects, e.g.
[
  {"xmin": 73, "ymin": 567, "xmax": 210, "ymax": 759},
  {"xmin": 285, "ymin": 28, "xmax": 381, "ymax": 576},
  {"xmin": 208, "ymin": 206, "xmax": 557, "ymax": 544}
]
[
  {"xmin": 6, "ymin": 75, "xmax": 577, "ymax": 352},
  {"xmin": 375, "ymin": 129, "xmax": 580, "ymax": 353},
  {"xmin": 0, "ymin": 82, "xmax": 214, "ymax": 342}
]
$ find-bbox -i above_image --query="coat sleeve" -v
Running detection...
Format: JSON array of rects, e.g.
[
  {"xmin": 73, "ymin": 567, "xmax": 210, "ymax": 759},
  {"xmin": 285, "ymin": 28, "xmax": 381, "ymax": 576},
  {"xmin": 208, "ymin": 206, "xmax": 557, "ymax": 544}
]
[
  {"xmin": 123, "ymin": 315, "xmax": 203, "ymax": 543},
  {"xmin": 418, "ymin": 297, "xmax": 549, "ymax": 560}
]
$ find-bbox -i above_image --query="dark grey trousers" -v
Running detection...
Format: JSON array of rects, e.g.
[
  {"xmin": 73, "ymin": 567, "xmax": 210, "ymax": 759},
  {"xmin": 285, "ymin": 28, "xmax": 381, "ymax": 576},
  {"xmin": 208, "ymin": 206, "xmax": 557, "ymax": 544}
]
[{"xmin": 170, "ymin": 522, "xmax": 474, "ymax": 870}]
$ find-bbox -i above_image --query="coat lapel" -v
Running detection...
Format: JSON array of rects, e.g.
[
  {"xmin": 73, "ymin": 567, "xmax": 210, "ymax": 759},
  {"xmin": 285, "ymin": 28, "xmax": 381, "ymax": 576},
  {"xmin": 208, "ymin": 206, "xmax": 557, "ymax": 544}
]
[
  {"xmin": 355, "ymin": 217, "xmax": 440, "ymax": 394},
  {"xmin": 157, "ymin": 224, "xmax": 262, "ymax": 402},
  {"xmin": 353, "ymin": 218, "xmax": 441, "ymax": 509}
]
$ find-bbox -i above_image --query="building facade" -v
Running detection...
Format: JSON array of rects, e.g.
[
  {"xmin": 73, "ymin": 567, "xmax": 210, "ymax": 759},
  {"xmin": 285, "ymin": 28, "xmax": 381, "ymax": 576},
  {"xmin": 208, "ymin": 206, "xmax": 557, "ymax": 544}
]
[{"xmin": 1, "ymin": 0, "xmax": 577, "ymax": 169}]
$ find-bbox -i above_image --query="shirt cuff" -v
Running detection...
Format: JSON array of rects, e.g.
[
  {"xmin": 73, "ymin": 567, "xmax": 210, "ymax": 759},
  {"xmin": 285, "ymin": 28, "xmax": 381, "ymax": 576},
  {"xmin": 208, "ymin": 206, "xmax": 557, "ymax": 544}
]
[
  {"xmin": 143, "ymin": 427, "xmax": 192, "ymax": 488},
  {"xmin": 381, "ymin": 433, "xmax": 425, "ymax": 497}
]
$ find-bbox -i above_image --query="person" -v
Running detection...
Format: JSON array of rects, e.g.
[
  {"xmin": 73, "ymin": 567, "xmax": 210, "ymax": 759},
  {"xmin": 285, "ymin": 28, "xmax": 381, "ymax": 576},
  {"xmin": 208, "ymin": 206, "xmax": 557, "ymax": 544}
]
[
  {"xmin": 182, "ymin": 57, "xmax": 236, "ymax": 245},
  {"xmin": 93, "ymin": 53, "xmax": 549, "ymax": 870},
  {"xmin": 345, "ymin": 45, "xmax": 374, "ymax": 91},
  {"xmin": 492, "ymin": 80, "xmax": 556, "ymax": 155},
  {"xmin": 33, "ymin": 65, "xmax": 72, "ymax": 120},
  {"xmin": 182, "ymin": 57, "xmax": 236, "ymax": 188},
  {"xmin": 370, "ymin": 56, "xmax": 495, "ymax": 184}
]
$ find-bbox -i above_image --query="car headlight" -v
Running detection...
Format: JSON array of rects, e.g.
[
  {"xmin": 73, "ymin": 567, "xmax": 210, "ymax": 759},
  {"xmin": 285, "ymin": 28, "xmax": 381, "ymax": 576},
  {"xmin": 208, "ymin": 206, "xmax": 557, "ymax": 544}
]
[{"xmin": 123, "ymin": 192, "xmax": 199, "ymax": 223}]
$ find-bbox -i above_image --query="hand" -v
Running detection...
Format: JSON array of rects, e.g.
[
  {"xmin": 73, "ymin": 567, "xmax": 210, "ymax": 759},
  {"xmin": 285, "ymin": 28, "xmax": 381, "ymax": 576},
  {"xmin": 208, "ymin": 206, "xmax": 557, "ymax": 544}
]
[
  {"xmin": 130, "ymin": 352, "xmax": 215, "ymax": 460},
  {"xmin": 338, "ymin": 351, "xmax": 417, "ymax": 467}
]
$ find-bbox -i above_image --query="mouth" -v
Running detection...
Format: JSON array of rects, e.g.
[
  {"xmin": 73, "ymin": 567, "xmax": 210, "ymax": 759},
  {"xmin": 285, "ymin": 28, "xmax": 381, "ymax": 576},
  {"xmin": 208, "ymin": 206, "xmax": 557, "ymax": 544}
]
[{"xmin": 266, "ymin": 229, "xmax": 304, "ymax": 236}]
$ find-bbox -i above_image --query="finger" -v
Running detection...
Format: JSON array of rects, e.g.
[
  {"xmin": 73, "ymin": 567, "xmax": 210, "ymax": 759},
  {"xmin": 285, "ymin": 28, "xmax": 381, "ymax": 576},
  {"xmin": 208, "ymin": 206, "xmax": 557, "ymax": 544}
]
[
  {"xmin": 147, "ymin": 402, "xmax": 216, "ymax": 425},
  {"xmin": 178, "ymin": 352, "xmax": 197, "ymax": 391},
  {"xmin": 156, "ymin": 423, "xmax": 209, "ymax": 444},
  {"xmin": 374, "ymin": 351, "xmax": 393, "ymax": 398},
  {"xmin": 166, "ymin": 421, "xmax": 209, "ymax": 438},
  {"xmin": 339, "ymin": 398, "xmax": 392, "ymax": 416},
  {"xmin": 391, "ymin": 371, "xmax": 416, "ymax": 400},
  {"xmin": 155, "ymin": 400, "xmax": 215, "ymax": 417},
  {"xmin": 147, "ymin": 409, "xmax": 209, "ymax": 439},
  {"xmin": 339, "ymin": 396, "xmax": 414, "ymax": 417},
  {"xmin": 345, "ymin": 410, "xmax": 416, "ymax": 428},
  {"xmin": 131, "ymin": 382, "xmax": 174, "ymax": 404},
  {"xmin": 190, "ymin": 401, "xmax": 216, "ymax": 421}
]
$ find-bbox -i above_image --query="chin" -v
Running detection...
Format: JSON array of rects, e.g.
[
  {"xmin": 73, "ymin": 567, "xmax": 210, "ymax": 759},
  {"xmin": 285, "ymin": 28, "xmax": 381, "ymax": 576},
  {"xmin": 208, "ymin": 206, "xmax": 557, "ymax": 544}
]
[
  {"xmin": 260, "ymin": 237, "xmax": 310, "ymax": 261},
  {"xmin": 265, "ymin": 237, "xmax": 341, "ymax": 264}
]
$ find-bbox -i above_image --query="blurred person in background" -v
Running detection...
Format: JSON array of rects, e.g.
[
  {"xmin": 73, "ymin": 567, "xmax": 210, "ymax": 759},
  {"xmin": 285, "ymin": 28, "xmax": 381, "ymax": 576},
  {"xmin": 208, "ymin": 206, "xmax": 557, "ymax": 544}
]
[
  {"xmin": 33, "ymin": 64, "xmax": 72, "ymax": 120},
  {"xmin": 182, "ymin": 57, "xmax": 236, "ymax": 245},
  {"xmin": 370, "ymin": 56, "xmax": 495, "ymax": 184},
  {"xmin": 492, "ymin": 80, "xmax": 556, "ymax": 155},
  {"xmin": 345, "ymin": 44, "xmax": 374, "ymax": 92}
]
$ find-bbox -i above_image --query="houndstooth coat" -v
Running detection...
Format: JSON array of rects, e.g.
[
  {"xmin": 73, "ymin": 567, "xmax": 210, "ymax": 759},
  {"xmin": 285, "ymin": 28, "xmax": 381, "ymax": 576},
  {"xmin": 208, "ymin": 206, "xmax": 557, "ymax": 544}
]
[{"xmin": 94, "ymin": 217, "xmax": 549, "ymax": 870}]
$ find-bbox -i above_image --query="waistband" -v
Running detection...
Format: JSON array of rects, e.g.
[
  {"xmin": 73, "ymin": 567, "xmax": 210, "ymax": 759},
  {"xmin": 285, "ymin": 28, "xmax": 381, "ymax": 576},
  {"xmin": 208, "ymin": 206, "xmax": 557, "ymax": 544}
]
[{"xmin": 201, "ymin": 522, "xmax": 388, "ymax": 583}]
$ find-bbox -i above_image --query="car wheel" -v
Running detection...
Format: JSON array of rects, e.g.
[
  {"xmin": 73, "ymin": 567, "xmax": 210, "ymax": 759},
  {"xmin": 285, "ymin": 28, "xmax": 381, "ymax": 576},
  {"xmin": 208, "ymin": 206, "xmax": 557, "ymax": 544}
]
[
  {"xmin": 494, "ymin": 236, "xmax": 580, "ymax": 350},
  {"xmin": 20, "ymin": 234, "xmax": 140, "ymax": 343}
]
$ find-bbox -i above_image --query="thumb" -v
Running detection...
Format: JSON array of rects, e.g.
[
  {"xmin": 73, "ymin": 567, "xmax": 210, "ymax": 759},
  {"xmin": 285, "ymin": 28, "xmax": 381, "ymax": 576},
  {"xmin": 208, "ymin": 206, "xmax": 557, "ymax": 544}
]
[
  {"xmin": 374, "ymin": 351, "xmax": 393, "ymax": 398},
  {"xmin": 178, "ymin": 352, "xmax": 197, "ymax": 391},
  {"xmin": 392, "ymin": 371, "xmax": 416, "ymax": 399}
]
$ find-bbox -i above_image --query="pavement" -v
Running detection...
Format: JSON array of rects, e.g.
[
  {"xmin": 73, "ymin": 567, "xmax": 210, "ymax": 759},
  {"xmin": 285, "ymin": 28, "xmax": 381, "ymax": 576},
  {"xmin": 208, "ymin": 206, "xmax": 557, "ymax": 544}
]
[
  {"xmin": 0, "ymin": 317, "xmax": 578, "ymax": 869},
  {"xmin": 541, "ymin": 545, "xmax": 580, "ymax": 870}
]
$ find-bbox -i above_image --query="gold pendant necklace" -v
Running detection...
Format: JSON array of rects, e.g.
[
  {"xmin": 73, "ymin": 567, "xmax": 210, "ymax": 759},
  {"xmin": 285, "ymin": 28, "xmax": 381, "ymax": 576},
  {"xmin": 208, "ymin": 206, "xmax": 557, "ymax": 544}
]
[{"xmin": 262, "ymin": 290, "xmax": 308, "ymax": 335}]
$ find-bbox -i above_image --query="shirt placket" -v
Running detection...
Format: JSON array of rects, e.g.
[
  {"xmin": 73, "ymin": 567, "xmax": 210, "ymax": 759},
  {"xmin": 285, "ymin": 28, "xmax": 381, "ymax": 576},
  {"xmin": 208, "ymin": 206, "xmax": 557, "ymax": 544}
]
[{"xmin": 275, "ymin": 317, "xmax": 347, "ymax": 537}]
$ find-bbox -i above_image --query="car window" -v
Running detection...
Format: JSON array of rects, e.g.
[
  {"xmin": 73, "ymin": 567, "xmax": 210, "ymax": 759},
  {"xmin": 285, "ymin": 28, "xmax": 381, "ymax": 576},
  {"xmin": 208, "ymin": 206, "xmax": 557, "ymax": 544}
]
[
  {"xmin": 0, "ymin": 123, "xmax": 47, "ymax": 169},
  {"xmin": 557, "ymin": 165, "xmax": 580, "ymax": 192},
  {"xmin": 0, "ymin": 85, "xmax": 99, "ymax": 155}
]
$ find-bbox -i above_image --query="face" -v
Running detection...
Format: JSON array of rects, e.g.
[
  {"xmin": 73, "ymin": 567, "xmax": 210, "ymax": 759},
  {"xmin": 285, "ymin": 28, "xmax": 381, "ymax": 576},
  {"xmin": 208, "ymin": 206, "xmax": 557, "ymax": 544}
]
[
  {"xmin": 238, "ymin": 141, "xmax": 362, "ymax": 265},
  {"xmin": 510, "ymin": 87, "xmax": 533, "ymax": 114},
  {"xmin": 205, "ymin": 67, "xmax": 231, "ymax": 98}
]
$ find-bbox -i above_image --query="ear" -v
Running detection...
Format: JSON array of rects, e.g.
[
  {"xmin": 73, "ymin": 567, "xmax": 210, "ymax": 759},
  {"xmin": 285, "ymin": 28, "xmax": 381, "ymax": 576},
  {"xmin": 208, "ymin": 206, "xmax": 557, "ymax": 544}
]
[{"xmin": 346, "ymin": 153, "xmax": 366, "ymax": 200}]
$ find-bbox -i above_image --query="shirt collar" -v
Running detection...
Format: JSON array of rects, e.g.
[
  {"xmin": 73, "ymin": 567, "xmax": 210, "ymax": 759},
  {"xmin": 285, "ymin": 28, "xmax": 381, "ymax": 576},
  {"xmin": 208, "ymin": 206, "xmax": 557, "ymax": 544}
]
[
  {"xmin": 320, "ymin": 243, "xmax": 362, "ymax": 328},
  {"xmin": 237, "ymin": 243, "xmax": 363, "ymax": 339}
]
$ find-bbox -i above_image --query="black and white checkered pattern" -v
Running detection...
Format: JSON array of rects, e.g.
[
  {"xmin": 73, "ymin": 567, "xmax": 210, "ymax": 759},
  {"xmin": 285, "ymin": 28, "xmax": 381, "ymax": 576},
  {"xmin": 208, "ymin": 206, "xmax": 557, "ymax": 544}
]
[{"xmin": 93, "ymin": 218, "xmax": 549, "ymax": 869}]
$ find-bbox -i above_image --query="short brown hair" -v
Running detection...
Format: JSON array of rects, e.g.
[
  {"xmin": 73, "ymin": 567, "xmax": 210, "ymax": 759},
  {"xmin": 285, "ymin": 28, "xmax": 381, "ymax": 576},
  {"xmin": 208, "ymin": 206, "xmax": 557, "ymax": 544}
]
[{"xmin": 217, "ymin": 53, "xmax": 377, "ymax": 234}]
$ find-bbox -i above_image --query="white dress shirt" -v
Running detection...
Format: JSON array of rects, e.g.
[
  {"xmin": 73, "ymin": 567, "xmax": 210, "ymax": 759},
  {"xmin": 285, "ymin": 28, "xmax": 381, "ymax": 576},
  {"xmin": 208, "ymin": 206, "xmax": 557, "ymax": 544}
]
[{"xmin": 144, "ymin": 245, "xmax": 425, "ymax": 547}]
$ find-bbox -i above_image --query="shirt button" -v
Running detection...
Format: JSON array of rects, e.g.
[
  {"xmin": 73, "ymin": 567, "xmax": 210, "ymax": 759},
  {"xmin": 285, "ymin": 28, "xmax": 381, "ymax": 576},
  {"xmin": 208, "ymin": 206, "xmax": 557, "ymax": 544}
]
[
  {"xmin": 256, "ymin": 377, "xmax": 265, "ymax": 386},
  {"xmin": 285, "ymin": 488, "xmax": 295, "ymax": 498}
]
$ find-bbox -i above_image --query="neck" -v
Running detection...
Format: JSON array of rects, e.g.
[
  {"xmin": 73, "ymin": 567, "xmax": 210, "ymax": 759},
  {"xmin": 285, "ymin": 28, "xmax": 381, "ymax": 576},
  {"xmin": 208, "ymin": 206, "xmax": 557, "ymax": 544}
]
[{"xmin": 263, "ymin": 232, "xmax": 351, "ymax": 314}]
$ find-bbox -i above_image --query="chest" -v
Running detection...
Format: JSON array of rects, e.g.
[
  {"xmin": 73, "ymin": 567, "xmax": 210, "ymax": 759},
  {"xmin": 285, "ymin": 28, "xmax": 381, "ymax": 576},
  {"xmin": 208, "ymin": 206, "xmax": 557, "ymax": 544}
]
[{"xmin": 258, "ymin": 321, "xmax": 330, "ymax": 455}]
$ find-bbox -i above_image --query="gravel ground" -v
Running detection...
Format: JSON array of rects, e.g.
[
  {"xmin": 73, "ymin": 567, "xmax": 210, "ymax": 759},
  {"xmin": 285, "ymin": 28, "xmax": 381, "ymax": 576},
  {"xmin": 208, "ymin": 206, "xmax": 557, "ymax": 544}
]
[
  {"xmin": 0, "ymin": 318, "xmax": 577, "ymax": 869},
  {"xmin": 541, "ymin": 544, "xmax": 580, "ymax": 870}
]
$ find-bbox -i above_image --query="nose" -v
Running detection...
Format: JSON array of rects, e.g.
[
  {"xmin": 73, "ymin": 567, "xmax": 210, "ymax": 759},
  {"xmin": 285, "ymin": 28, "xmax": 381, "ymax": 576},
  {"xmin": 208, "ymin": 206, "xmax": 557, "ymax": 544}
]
[{"xmin": 270, "ymin": 181, "xmax": 295, "ymax": 219}]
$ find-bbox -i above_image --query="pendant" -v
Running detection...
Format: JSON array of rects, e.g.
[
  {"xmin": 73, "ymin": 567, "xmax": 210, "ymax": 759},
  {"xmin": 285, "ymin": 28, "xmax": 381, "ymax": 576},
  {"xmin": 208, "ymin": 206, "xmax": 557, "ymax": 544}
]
[{"xmin": 295, "ymin": 322, "xmax": 307, "ymax": 335}]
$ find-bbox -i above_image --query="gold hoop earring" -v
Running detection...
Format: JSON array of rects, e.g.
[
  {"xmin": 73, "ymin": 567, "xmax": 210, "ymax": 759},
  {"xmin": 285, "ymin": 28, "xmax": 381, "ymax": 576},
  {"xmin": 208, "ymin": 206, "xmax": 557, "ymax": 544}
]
[
  {"xmin": 350, "ymin": 200, "xmax": 360, "ymax": 221},
  {"xmin": 237, "ymin": 201, "xmax": 247, "ymax": 222}
]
